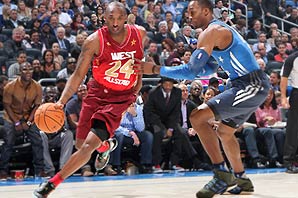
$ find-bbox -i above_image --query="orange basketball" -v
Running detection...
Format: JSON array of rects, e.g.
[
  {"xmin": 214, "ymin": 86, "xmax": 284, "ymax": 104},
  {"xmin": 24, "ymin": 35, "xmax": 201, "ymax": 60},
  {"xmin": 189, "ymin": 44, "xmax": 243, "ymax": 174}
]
[{"xmin": 34, "ymin": 103, "xmax": 65, "ymax": 133}]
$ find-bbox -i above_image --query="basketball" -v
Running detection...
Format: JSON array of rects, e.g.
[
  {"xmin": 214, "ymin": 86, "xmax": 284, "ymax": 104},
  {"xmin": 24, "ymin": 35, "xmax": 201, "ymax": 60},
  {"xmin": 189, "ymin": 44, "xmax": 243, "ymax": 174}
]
[{"xmin": 34, "ymin": 103, "xmax": 65, "ymax": 133}]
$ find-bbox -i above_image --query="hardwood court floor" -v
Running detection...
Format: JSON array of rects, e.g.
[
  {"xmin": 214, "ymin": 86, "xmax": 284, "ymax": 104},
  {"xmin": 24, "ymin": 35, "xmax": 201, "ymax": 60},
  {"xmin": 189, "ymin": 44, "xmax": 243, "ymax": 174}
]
[{"xmin": 0, "ymin": 169, "xmax": 297, "ymax": 198}]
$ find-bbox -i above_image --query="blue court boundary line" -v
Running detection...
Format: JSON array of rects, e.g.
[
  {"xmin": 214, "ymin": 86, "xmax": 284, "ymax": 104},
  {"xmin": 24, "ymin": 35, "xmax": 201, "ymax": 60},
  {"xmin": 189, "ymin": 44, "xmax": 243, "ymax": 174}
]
[{"xmin": 0, "ymin": 168, "xmax": 286, "ymax": 187}]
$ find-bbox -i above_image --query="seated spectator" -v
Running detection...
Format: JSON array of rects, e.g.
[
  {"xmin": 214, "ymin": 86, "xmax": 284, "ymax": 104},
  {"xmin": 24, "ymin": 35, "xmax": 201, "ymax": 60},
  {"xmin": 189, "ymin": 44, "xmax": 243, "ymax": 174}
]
[
  {"xmin": 4, "ymin": 9, "xmax": 24, "ymax": 29},
  {"xmin": 32, "ymin": 58, "xmax": 50, "ymax": 81},
  {"xmin": 52, "ymin": 42, "xmax": 64, "ymax": 66},
  {"xmin": 246, "ymin": 19, "xmax": 263, "ymax": 40},
  {"xmin": 7, "ymin": 50, "xmax": 27, "ymax": 78},
  {"xmin": 87, "ymin": 13, "xmax": 101, "ymax": 31},
  {"xmin": 255, "ymin": 88, "xmax": 285, "ymax": 167},
  {"xmin": 57, "ymin": 57, "xmax": 76, "ymax": 79},
  {"xmin": 270, "ymin": 71, "xmax": 281, "ymax": 91},
  {"xmin": 143, "ymin": 13, "xmax": 157, "ymax": 35},
  {"xmin": 29, "ymin": 29, "xmax": 43, "ymax": 51},
  {"xmin": 56, "ymin": 26, "xmax": 71, "ymax": 52},
  {"xmin": 71, "ymin": 12, "xmax": 87, "ymax": 31},
  {"xmin": 219, "ymin": 8, "xmax": 234, "ymax": 26},
  {"xmin": 165, "ymin": 41, "xmax": 186, "ymax": 65},
  {"xmin": 54, "ymin": 2, "xmax": 72, "ymax": 26},
  {"xmin": 235, "ymin": 113, "xmax": 267, "ymax": 168},
  {"xmin": 41, "ymin": 49, "xmax": 61, "ymax": 78},
  {"xmin": 181, "ymin": 48, "xmax": 192, "ymax": 64},
  {"xmin": 3, "ymin": 27, "xmax": 27, "ymax": 59},
  {"xmin": 144, "ymin": 77, "xmax": 197, "ymax": 172},
  {"xmin": 274, "ymin": 43, "xmax": 289, "ymax": 62},
  {"xmin": 188, "ymin": 80, "xmax": 204, "ymax": 106},
  {"xmin": 160, "ymin": 38, "xmax": 176, "ymax": 65},
  {"xmin": 40, "ymin": 22, "xmax": 57, "ymax": 50},
  {"xmin": 213, "ymin": 0, "xmax": 224, "ymax": 19},
  {"xmin": 153, "ymin": 21, "xmax": 175, "ymax": 44},
  {"xmin": 208, "ymin": 77, "xmax": 221, "ymax": 95},
  {"xmin": 176, "ymin": 25, "xmax": 193, "ymax": 45},
  {"xmin": 104, "ymin": 102, "xmax": 153, "ymax": 175},
  {"xmin": 0, "ymin": 75, "xmax": 8, "ymax": 112},
  {"xmin": 165, "ymin": 11, "xmax": 180, "ymax": 35},
  {"xmin": 178, "ymin": 83, "xmax": 212, "ymax": 170},
  {"xmin": 0, "ymin": 62, "xmax": 44, "ymax": 180},
  {"xmin": 40, "ymin": 86, "xmax": 73, "ymax": 177},
  {"xmin": 252, "ymin": 32, "xmax": 272, "ymax": 53},
  {"xmin": 65, "ymin": 84, "xmax": 93, "ymax": 177}
]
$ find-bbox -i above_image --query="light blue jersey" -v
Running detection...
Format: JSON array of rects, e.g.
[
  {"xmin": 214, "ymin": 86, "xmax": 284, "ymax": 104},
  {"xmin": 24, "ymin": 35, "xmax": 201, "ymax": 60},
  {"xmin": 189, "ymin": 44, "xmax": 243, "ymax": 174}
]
[{"xmin": 210, "ymin": 19, "xmax": 260, "ymax": 80}]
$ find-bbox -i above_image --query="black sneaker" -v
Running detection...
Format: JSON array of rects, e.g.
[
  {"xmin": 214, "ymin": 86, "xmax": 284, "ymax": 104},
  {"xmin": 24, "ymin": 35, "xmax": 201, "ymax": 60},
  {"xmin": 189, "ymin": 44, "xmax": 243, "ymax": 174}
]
[
  {"xmin": 33, "ymin": 180, "xmax": 55, "ymax": 198},
  {"xmin": 286, "ymin": 164, "xmax": 298, "ymax": 174},
  {"xmin": 94, "ymin": 138, "xmax": 118, "ymax": 171},
  {"xmin": 196, "ymin": 169, "xmax": 237, "ymax": 198},
  {"xmin": 227, "ymin": 177, "xmax": 254, "ymax": 195}
]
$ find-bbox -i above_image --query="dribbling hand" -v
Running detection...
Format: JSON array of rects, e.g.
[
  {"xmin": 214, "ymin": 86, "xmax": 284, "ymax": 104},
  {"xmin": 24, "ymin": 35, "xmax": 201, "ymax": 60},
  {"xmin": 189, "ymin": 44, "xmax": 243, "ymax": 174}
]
[{"xmin": 55, "ymin": 101, "xmax": 65, "ymax": 110}]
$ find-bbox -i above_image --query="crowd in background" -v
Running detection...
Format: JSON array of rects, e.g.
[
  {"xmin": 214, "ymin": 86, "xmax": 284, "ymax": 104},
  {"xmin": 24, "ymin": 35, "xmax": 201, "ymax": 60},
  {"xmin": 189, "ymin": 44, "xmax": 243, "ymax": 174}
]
[{"xmin": 0, "ymin": 0, "xmax": 297, "ymax": 178}]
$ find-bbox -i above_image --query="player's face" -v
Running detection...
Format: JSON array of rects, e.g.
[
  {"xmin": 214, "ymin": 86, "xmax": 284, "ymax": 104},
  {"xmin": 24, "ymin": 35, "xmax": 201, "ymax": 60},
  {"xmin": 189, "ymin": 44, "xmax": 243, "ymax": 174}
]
[
  {"xmin": 188, "ymin": 1, "xmax": 207, "ymax": 28},
  {"xmin": 105, "ymin": 8, "xmax": 127, "ymax": 34}
]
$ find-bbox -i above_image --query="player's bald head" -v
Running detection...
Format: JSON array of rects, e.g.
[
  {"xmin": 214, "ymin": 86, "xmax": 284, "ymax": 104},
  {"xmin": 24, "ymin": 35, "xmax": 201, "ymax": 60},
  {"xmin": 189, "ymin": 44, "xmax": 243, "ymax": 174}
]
[{"xmin": 105, "ymin": 1, "xmax": 127, "ymax": 15}]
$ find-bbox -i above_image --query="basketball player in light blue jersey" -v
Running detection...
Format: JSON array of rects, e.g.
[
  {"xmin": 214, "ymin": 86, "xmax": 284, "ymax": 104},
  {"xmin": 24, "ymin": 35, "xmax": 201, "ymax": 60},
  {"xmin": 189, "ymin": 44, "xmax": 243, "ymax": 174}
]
[{"xmin": 137, "ymin": 0, "xmax": 270, "ymax": 197}]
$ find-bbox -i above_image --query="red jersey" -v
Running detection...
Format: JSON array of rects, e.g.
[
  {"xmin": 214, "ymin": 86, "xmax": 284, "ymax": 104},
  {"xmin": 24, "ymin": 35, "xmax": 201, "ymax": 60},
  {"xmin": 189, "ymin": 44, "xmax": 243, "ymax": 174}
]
[{"xmin": 92, "ymin": 25, "xmax": 144, "ymax": 91}]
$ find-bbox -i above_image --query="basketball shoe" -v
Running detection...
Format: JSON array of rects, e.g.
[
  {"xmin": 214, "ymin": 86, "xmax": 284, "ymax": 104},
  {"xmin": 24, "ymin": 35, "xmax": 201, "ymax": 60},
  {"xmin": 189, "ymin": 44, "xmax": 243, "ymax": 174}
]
[
  {"xmin": 196, "ymin": 169, "xmax": 237, "ymax": 198},
  {"xmin": 33, "ymin": 180, "xmax": 55, "ymax": 198},
  {"xmin": 94, "ymin": 138, "xmax": 118, "ymax": 171},
  {"xmin": 227, "ymin": 177, "xmax": 254, "ymax": 194}
]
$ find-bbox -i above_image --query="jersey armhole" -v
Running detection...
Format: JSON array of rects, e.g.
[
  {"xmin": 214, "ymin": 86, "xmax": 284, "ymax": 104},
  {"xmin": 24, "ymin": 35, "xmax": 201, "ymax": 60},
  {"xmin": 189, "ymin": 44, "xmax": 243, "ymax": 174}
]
[
  {"xmin": 133, "ymin": 25, "xmax": 144, "ymax": 54},
  {"xmin": 97, "ymin": 29, "xmax": 104, "ymax": 58}
]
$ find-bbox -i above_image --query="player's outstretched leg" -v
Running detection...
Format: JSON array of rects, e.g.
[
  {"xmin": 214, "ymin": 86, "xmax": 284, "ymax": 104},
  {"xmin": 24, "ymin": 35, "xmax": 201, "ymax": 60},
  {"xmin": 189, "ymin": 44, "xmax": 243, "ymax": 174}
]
[{"xmin": 94, "ymin": 138, "xmax": 118, "ymax": 171}]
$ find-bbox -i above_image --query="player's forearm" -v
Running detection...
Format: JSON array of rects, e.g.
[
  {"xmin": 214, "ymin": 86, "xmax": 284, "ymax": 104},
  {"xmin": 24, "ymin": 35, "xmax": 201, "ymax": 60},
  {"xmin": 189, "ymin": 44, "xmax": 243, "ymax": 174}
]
[{"xmin": 280, "ymin": 77, "xmax": 288, "ymax": 98}]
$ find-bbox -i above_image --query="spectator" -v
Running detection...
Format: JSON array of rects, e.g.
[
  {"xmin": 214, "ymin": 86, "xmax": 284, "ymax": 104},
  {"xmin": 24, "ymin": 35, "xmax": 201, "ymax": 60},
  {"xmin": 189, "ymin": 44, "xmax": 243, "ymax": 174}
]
[
  {"xmin": 7, "ymin": 50, "xmax": 27, "ymax": 78},
  {"xmin": 65, "ymin": 84, "xmax": 87, "ymax": 133},
  {"xmin": 252, "ymin": 0, "xmax": 265, "ymax": 22},
  {"xmin": 257, "ymin": 42, "xmax": 269, "ymax": 63},
  {"xmin": 96, "ymin": 5, "xmax": 105, "ymax": 27},
  {"xmin": 62, "ymin": 0, "xmax": 74, "ymax": 19},
  {"xmin": 285, "ymin": 8, "xmax": 298, "ymax": 32},
  {"xmin": 104, "ymin": 102, "xmax": 153, "ymax": 175},
  {"xmin": 26, "ymin": 8, "xmax": 39, "ymax": 29},
  {"xmin": 16, "ymin": 0, "xmax": 31, "ymax": 23},
  {"xmin": 0, "ymin": 75, "xmax": 8, "ymax": 111},
  {"xmin": 220, "ymin": 8, "xmax": 234, "ymax": 26},
  {"xmin": 56, "ymin": 26, "xmax": 71, "ymax": 52},
  {"xmin": 40, "ymin": 22, "xmax": 57, "ymax": 50},
  {"xmin": 49, "ymin": 15, "xmax": 59, "ymax": 34},
  {"xmin": 252, "ymin": 32, "xmax": 272, "ymax": 53},
  {"xmin": 257, "ymin": 58, "xmax": 266, "ymax": 71},
  {"xmin": 84, "ymin": 0, "xmax": 97, "ymax": 13},
  {"xmin": 4, "ymin": 9, "xmax": 23, "ymax": 29},
  {"xmin": 162, "ymin": 0, "xmax": 176, "ymax": 20},
  {"xmin": 41, "ymin": 49, "xmax": 61, "ymax": 78},
  {"xmin": 144, "ymin": 77, "xmax": 185, "ymax": 172},
  {"xmin": 54, "ymin": 2, "xmax": 72, "ymax": 26},
  {"xmin": 72, "ymin": 0, "xmax": 90, "ymax": 15},
  {"xmin": 255, "ymin": 88, "xmax": 285, "ymax": 167},
  {"xmin": 52, "ymin": 42, "xmax": 64, "ymax": 66},
  {"xmin": 130, "ymin": 4, "xmax": 145, "ymax": 26},
  {"xmin": 274, "ymin": 43, "xmax": 289, "ymax": 62},
  {"xmin": 32, "ymin": 58, "xmax": 50, "ymax": 81},
  {"xmin": 234, "ymin": 18, "xmax": 247, "ymax": 38},
  {"xmin": 65, "ymin": 84, "xmax": 94, "ymax": 177},
  {"xmin": 165, "ymin": 11, "xmax": 179, "ymax": 35},
  {"xmin": 208, "ymin": 77, "xmax": 221, "ymax": 95},
  {"xmin": 181, "ymin": 48, "xmax": 192, "ymax": 64},
  {"xmin": 213, "ymin": 0, "xmax": 224, "ymax": 19},
  {"xmin": 87, "ymin": 13, "xmax": 102, "ymax": 31},
  {"xmin": 71, "ymin": 12, "xmax": 86, "ymax": 32},
  {"xmin": 231, "ymin": 8, "xmax": 246, "ymax": 24},
  {"xmin": 166, "ymin": 41, "xmax": 186, "ymax": 65},
  {"xmin": 40, "ymin": 85, "xmax": 74, "ymax": 177},
  {"xmin": 246, "ymin": 19, "xmax": 263, "ymax": 40},
  {"xmin": 3, "ymin": 27, "xmax": 27, "ymax": 59},
  {"xmin": 188, "ymin": 80, "xmax": 204, "ymax": 106},
  {"xmin": 270, "ymin": 71, "xmax": 281, "ymax": 91},
  {"xmin": 143, "ymin": 13, "xmax": 157, "ymax": 35},
  {"xmin": 160, "ymin": 38, "xmax": 176, "ymax": 65},
  {"xmin": 57, "ymin": 57, "xmax": 77, "ymax": 79},
  {"xmin": 64, "ymin": 23, "xmax": 76, "ymax": 44},
  {"xmin": 29, "ymin": 29, "xmax": 43, "ymax": 51},
  {"xmin": 152, "ymin": 4, "xmax": 164, "ymax": 26},
  {"xmin": 0, "ymin": 62, "xmax": 44, "ymax": 180},
  {"xmin": 176, "ymin": 25, "xmax": 193, "ymax": 45},
  {"xmin": 178, "ymin": 83, "xmax": 212, "ymax": 170},
  {"xmin": 281, "ymin": 33, "xmax": 293, "ymax": 51}
]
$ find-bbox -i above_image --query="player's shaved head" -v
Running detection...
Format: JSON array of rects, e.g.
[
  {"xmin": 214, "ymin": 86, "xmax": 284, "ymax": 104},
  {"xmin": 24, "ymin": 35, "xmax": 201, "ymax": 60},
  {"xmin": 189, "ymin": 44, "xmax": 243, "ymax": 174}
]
[{"xmin": 105, "ymin": 1, "xmax": 127, "ymax": 15}]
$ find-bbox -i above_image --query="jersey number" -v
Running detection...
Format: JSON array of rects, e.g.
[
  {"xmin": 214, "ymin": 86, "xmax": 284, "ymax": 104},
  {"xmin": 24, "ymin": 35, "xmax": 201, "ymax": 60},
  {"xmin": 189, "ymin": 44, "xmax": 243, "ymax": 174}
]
[{"xmin": 105, "ymin": 59, "xmax": 134, "ymax": 79}]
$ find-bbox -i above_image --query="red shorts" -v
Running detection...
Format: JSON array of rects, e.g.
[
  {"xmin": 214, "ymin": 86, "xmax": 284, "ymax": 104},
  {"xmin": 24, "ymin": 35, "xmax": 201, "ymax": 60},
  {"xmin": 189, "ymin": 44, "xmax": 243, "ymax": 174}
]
[{"xmin": 76, "ymin": 79, "xmax": 136, "ymax": 140}]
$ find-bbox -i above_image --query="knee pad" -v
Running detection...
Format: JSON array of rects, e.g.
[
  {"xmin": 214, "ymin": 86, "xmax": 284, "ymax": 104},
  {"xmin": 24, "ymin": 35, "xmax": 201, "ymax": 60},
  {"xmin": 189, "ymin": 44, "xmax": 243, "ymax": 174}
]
[{"xmin": 91, "ymin": 120, "xmax": 110, "ymax": 141}]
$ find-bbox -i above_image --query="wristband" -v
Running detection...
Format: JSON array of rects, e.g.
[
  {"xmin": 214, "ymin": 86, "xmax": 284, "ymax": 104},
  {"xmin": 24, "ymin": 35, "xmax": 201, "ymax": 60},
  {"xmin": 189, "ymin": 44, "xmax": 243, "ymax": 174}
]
[{"xmin": 27, "ymin": 121, "xmax": 32, "ymax": 126}]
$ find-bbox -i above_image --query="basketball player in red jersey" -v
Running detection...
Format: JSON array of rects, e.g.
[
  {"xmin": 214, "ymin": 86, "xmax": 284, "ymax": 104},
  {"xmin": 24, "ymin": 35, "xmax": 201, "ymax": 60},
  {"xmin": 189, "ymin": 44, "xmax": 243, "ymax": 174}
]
[{"xmin": 33, "ymin": 2, "xmax": 147, "ymax": 197}]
